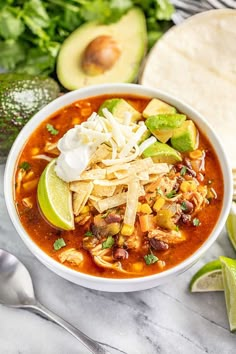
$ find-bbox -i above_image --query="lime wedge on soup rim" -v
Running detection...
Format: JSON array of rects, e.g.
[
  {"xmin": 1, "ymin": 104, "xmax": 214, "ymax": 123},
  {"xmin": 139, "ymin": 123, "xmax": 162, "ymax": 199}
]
[
  {"xmin": 189, "ymin": 260, "xmax": 223, "ymax": 292},
  {"xmin": 220, "ymin": 256, "xmax": 236, "ymax": 332},
  {"xmin": 37, "ymin": 159, "xmax": 74, "ymax": 230},
  {"xmin": 226, "ymin": 201, "xmax": 236, "ymax": 251}
]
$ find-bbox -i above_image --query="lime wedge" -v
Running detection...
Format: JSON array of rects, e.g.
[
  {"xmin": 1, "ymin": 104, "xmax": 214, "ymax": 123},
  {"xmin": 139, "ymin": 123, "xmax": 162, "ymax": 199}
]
[
  {"xmin": 226, "ymin": 202, "xmax": 236, "ymax": 251},
  {"xmin": 37, "ymin": 159, "xmax": 74, "ymax": 230},
  {"xmin": 220, "ymin": 256, "xmax": 236, "ymax": 332},
  {"xmin": 189, "ymin": 260, "xmax": 223, "ymax": 292}
]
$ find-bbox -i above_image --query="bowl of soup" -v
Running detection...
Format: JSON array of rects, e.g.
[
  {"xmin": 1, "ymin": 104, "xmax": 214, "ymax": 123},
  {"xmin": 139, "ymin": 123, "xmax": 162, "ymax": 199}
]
[{"xmin": 4, "ymin": 83, "xmax": 232, "ymax": 292}]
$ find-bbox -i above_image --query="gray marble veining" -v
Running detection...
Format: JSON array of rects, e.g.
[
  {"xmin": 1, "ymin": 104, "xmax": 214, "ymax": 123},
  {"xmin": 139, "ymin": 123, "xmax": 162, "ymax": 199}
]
[{"xmin": 0, "ymin": 164, "xmax": 235, "ymax": 354}]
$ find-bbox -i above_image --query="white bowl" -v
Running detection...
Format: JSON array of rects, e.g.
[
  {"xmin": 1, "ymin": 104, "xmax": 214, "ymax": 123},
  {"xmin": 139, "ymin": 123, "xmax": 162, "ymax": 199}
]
[{"xmin": 4, "ymin": 83, "xmax": 233, "ymax": 292}]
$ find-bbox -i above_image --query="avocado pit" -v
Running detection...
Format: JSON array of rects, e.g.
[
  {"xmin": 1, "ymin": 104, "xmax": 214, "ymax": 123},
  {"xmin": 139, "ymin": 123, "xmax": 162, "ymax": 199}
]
[{"xmin": 81, "ymin": 35, "xmax": 121, "ymax": 76}]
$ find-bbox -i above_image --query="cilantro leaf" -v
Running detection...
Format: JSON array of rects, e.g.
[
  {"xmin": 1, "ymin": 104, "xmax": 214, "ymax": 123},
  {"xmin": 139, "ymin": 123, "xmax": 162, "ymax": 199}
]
[
  {"xmin": 180, "ymin": 201, "xmax": 187, "ymax": 211},
  {"xmin": 144, "ymin": 253, "xmax": 158, "ymax": 265},
  {"xmin": 193, "ymin": 218, "xmax": 200, "ymax": 227},
  {"xmin": 180, "ymin": 166, "xmax": 187, "ymax": 176},
  {"xmin": 102, "ymin": 235, "xmax": 115, "ymax": 249},
  {"xmin": 53, "ymin": 238, "xmax": 66, "ymax": 251},
  {"xmin": 19, "ymin": 161, "xmax": 31, "ymax": 171},
  {"xmin": 46, "ymin": 123, "xmax": 59, "ymax": 135},
  {"xmin": 166, "ymin": 190, "xmax": 176, "ymax": 199},
  {"xmin": 84, "ymin": 230, "xmax": 93, "ymax": 237}
]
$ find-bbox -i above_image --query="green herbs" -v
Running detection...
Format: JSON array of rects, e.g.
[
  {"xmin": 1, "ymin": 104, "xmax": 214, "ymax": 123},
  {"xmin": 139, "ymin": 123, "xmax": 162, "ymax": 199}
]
[
  {"xmin": 180, "ymin": 166, "xmax": 187, "ymax": 176},
  {"xmin": 46, "ymin": 123, "xmax": 59, "ymax": 135},
  {"xmin": 84, "ymin": 230, "xmax": 93, "ymax": 237},
  {"xmin": 0, "ymin": 0, "xmax": 173, "ymax": 75},
  {"xmin": 19, "ymin": 161, "xmax": 31, "ymax": 171},
  {"xmin": 166, "ymin": 190, "xmax": 176, "ymax": 199},
  {"xmin": 53, "ymin": 237, "xmax": 66, "ymax": 250},
  {"xmin": 144, "ymin": 253, "xmax": 158, "ymax": 265},
  {"xmin": 102, "ymin": 235, "xmax": 115, "ymax": 249},
  {"xmin": 181, "ymin": 201, "xmax": 188, "ymax": 211},
  {"xmin": 193, "ymin": 218, "xmax": 200, "ymax": 227}
]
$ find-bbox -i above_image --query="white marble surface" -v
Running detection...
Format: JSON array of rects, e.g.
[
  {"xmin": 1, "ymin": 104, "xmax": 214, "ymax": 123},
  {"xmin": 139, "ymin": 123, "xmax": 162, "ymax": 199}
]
[{"xmin": 0, "ymin": 164, "xmax": 235, "ymax": 354}]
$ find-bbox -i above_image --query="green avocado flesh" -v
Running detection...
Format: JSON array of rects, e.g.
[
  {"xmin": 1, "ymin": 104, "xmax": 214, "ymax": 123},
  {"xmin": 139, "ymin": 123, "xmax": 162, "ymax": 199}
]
[
  {"xmin": 0, "ymin": 73, "xmax": 59, "ymax": 163},
  {"xmin": 142, "ymin": 141, "xmax": 182, "ymax": 164},
  {"xmin": 98, "ymin": 98, "xmax": 141, "ymax": 122},
  {"xmin": 171, "ymin": 120, "xmax": 198, "ymax": 152},
  {"xmin": 145, "ymin": 114, "xmax": 186, "ymax": 143},
  {"xmin": 57, "ymin": 8, "xmax": 147, "ymax": 90},
  {"xmin": 143, "ymin": 98, "xmax": 176, "ymax": 117}
]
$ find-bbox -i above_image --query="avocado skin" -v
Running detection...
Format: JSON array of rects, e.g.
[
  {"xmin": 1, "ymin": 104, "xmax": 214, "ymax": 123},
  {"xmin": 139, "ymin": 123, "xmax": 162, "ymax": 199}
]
[{"xmin": 0, "ymin": 74, "xmax": 59, "ymax": 163}]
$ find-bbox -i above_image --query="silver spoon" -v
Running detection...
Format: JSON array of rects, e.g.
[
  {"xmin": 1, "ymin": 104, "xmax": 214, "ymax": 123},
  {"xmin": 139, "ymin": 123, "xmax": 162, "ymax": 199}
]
[{"xmin": 0, "ymin": 249, "xmax": 110, "ymax": 354}]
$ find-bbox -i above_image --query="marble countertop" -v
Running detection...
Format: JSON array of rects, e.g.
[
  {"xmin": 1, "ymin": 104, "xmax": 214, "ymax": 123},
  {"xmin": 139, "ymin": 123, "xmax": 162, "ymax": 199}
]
[{"xmin": 0, "ymin": 164, "xmax": 235, "ymax": 354}]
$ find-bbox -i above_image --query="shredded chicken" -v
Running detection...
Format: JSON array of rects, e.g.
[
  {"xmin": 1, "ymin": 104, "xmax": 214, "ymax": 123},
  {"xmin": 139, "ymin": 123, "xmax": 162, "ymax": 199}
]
[
  {"xmin": 148, "ymin": 229, "xmax": 186, "ymax": 244},
  {"xmin": 58, "ymin": 248, "xmax": 84, "ymax": 266}
]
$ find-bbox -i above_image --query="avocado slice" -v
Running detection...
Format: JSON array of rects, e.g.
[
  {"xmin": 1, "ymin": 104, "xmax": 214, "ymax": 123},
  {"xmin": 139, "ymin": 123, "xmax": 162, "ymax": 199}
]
[
  {"xmin": 143, "ymin": 98, "xmax": 176, "ymax": 118},
  {"xmin": 57, "ymin": 8, "xmax": 147, "ymax": 90},
  {"xmin": 145, "ymin": 114, "xmax": 186, "ymax": 143},
  {"xmin": 98, "ymin": 98, "xmax": 141, "ymax": 122},
  {"xmin": 171, "ymin": 120, "xmax": 198, "ymax": 152},
  {"xmin": 142, "ymin": 141, "xmax": 182, "ymax": 164}
]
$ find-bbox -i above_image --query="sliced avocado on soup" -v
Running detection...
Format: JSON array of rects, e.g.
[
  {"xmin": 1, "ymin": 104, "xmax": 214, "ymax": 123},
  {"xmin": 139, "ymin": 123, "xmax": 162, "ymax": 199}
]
[
  {"xmin": 143, "ymin": 98, "xmax": 176, "ymax": 118},
  {"xmin": 98, "ymin": 98, "xmax": 141, "ymax": 122},
  {"xmin": 142, "ymin": 141, "xmax": 182, "ymax": 164},
  {"xmin": 57, "ymin": 8, "xmax": 147, "ymax": 90},
  {"xmin": 171, "ymin": 120, "xmax": 198, "ymax": 152},
  {"xmin": 145, "ymin": 113, "xmax": 186, "ymax": 143}
]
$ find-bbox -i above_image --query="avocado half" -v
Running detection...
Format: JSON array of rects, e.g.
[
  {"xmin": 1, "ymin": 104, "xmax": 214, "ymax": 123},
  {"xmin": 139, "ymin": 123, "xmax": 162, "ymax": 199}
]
[{"xmin": 57, "ymin": 8, "xmax": 147, "ymax": 90}]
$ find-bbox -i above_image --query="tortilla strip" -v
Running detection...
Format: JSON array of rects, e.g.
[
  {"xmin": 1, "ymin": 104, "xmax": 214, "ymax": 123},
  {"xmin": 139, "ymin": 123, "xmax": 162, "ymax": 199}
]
[
  {"xmin": 93, "ymin": 175, "xmax": 136, "ymax": 187},
  {"xmin": 96, "ymin": 193, "xmax": 128, "ymax": 213},
  {"xmin": 80, "ymin": 168, "xmax": 106, "ymax": 180},
  {"xmin": 124, "ymin": 178, "xmax": 140, "ymax": 227},
  {"xmin": 71, "ymin": 181, "xmax": 93, "ymax": 215},
  {"xmin": 92, "ymin": 184, "xmax": 116, "ymax": 197},
  {"xmin": 89, "ymin": 144, "xmax": 111, "ymax": 164}
]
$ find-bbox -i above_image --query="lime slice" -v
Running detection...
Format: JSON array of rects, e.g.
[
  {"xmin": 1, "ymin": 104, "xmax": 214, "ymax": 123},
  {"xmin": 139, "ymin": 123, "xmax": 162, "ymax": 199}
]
[
  {"xmin": 220, "ymin": 256, "xmax": 236, "ymax": 332},
  {"xmin": 189, "ymin": 260, "xmax": 223, "ymax": 292},
  {"xmin": 37, "ymin": 159, "xmax": 74, "ymax": 230},
  {"xmin": 226, "ymin": 202, "xmax": 236, "ymax": 251}
]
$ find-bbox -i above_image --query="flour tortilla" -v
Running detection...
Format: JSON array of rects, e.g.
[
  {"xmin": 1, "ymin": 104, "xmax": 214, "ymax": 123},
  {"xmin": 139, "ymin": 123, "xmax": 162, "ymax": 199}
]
[{"xmin": 140, "ymin": 9, "xmax": 236, "ymax": 168}]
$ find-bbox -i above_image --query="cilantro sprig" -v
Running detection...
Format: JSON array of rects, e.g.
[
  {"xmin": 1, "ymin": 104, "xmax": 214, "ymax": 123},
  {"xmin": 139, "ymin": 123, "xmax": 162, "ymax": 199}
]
[
  {"xmin": 46, "ymin": 123, "xmax": 59, "ymax": 135},
  {"xmin": 19, "ymin": 161, "xmax": 31, "ymax": 171},
  {"xmin": 144, "ymin": 252, "xmax": 158, "ymax": 265},
  {"xmin": 53, "ymin": 238, "xmax": 66, "ymax": 251},
  {"xmin": 102, "ymin": 236, "xmax": 115, "ymax": 249}
]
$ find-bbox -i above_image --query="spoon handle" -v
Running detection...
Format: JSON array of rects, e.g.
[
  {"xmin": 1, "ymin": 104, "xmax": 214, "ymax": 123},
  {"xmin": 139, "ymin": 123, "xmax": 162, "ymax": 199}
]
[{"xmin": 28, "ymin": 301, "xmax": 110, "ymax": 354}]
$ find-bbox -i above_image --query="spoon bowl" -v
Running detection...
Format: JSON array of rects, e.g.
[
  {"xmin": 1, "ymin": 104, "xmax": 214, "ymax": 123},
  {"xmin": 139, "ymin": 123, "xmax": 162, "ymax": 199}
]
[
  {"xmin": 0, "ymin": 249, "xmax": 35, "ymax": 306},
  {"xmin": 0, "ymin": 249, "xmax": 110, "ymax": 354}
]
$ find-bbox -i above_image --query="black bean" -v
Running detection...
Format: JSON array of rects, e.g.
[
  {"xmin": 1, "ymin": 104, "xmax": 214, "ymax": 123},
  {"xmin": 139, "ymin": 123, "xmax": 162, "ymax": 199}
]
[
  {"xmin": 181, "ymin": 200, "xmax": 194, "ymax": 214},
  {"xmin": 113, "ymin": 248, "xmax": 129, "ymax": 260},
  {"xmin": 105, "ymin": 213, "xmax": 122, "ymax": 224},
  {"xmin": 150, "ymin": 239, "xmax": 169, "ymax": 251}
]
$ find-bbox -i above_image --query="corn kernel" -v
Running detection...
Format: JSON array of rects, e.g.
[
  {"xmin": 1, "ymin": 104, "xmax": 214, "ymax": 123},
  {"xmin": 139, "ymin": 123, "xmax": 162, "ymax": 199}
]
[
  {"xmin": 189, "ymin": 150, "xmax": 203, "ymax": 160},
  {"xmin": 140, "ymin": 203, "xmax": 152, "ymax": 214},
  {"xmin": 153, "ymin": 197, "xmax": 165, "ymax": 212},
  {"xmin": 157, "ymin": 260, "xmax": 166, "ymax": 269},
  {"xmin": 71, "ymin": 117, "xmax": 80, "ymax": 125},
  {"xmin": 23, "ymin": 178, "xmax": 39, "ymax": 192},
  {"xmin": 131, "ymin": 262, "xmax": 144, "ymax": 273},
  {"xmin": 121, "ymin": 223, "xmax": 134, "ymax": 236},
  {"xmin": 136, "ymin": 202, "xmax": 142, "ymax": 212},
  {"xmin": 31, "ymin": 147, "xmax": 40, "ymax": 155},
  {"xmin": 80, "ymin": 206, "xmax": 90, "ymax": 214},
  {"xmin": 180, "ymin": 180, "xmax": 197, "ymax": 193}
]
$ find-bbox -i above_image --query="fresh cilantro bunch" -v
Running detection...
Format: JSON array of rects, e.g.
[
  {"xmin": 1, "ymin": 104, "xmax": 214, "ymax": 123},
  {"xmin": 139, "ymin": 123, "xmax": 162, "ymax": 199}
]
[{"xmin": 0, "ymin": 0, "xmax": 173, "ymax": 76}]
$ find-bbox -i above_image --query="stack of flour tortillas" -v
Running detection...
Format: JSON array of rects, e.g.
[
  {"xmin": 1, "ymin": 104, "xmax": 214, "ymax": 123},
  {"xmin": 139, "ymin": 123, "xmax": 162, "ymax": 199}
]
[{"xmin": 140, "ymin": 9, "xmax": 236, "ymax": 168}]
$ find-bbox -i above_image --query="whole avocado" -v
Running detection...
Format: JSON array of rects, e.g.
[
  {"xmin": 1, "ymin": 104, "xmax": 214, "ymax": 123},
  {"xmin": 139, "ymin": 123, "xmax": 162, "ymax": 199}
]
[{"xmin": 0, "ymin": 73, "xmax": 60, "ymax": 163}]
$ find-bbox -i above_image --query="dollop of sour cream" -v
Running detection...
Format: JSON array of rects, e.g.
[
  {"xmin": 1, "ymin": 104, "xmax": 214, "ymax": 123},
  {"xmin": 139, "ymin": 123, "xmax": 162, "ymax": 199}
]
[{"xmin": 55, "ymin": 113, "xmax": 111, "ymax": 182}]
